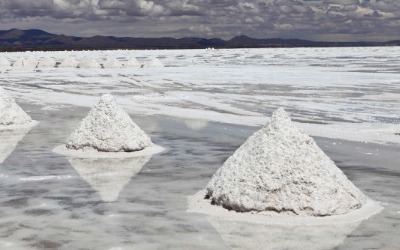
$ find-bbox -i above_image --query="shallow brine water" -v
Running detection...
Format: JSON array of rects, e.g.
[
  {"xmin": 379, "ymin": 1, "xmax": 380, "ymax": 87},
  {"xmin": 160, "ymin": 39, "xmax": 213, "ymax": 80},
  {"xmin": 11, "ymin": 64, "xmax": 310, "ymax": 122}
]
[{"xmin": 0, "ymin": 104, "xmax": 398, "ymax": 250}]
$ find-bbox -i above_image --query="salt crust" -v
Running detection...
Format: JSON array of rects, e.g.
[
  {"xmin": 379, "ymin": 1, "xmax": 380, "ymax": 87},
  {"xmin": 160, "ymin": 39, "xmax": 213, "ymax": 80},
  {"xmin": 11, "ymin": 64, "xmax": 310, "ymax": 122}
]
[
  {"xmin": 206, "ymin": 108, "xmax": 366, "ymax": 216},
  {"xmin": 53, "ymin": 144, "xmax": 165, "ymax": 159},
  {"xmin": 147, "ymin": 58, "xmax": 164, "ymax": 67},
  {"xmin": 0, "ymin": 57, "xmax": 10, "ymax": 67},
  {"xmin": 188, "ymin": 189, "xmax": 383, "ymax": 226},
  {"xmin": 0, "ymin": 87, "xmax": 34, "ymax": 126}
]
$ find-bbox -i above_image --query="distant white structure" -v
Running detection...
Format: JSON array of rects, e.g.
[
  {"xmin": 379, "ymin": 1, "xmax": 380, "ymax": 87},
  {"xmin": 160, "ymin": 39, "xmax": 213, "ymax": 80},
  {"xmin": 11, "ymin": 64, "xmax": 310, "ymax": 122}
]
[
  {"xmin": 146, "ymin": 58, "xmax": 164, "ymax": 67},
  {"xmin": 37, "ymin": 57, "xmax": 56, "ymax": 68},
  {"xmin": 78, "ymin": 57, "xmax": 101, "ymax": 68},
  {"xmin": 0, "ymin": 57, "xmax": 10, "ymax": 68},
  {"xmin": 103, "ymin": 57, "xmax": 122, "ymax": 68},
  {"xmin": 12, "ymin": 57, "xmax": 26, "ymax": 68},
  {"xmin": 59, "ymin": 56, "xmax": 78, "ymax": 68},
  {"xmin": 124, "ymin": 57, "xmax": 141, "ymax": 68},
  {"xmin": 24, "ymin": 56, "xmax": 38, "ymax": 68}
]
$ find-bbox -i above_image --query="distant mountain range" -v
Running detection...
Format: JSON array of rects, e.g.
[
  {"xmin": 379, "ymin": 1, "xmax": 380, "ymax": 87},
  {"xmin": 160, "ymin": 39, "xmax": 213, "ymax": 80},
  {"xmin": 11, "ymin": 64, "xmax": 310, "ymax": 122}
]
[{"xmin": 0, "ymin": 29, "xmax": 399, "ymax": 51}]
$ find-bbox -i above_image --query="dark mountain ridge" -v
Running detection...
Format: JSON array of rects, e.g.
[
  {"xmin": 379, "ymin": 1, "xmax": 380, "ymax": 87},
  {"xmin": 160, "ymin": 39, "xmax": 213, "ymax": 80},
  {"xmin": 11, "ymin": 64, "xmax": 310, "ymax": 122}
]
[{"xmin": 0, "ymin": 29, "xmax": 398, "ymax": 51}]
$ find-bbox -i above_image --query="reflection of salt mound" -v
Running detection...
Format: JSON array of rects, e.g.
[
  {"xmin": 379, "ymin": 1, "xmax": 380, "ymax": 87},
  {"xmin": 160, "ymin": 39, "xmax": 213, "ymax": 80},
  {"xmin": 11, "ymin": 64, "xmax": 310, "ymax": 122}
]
[
  {"xmin": 66, "ymin": 94, "xmax": 152, "ymax": 152},
  {"xmin": 146, "ymin": 58, "xmax": 164, "ymax": 67},
  {"xmin": 0, "ymin": 57, "xmax": 10, "ymax": 67},
  {"xmin": 37, "ymin": 57, "xmax": 56, "ymax": 68},
  {"xmin": 78, "ymin": 57, "xmax": 101, "ymax": 68},
  {"xmin": 0, "ymin": 87, "xmax": 32, "ymax": 126},
  {"xmin": 208, "ymin": 216, "xmax": 360, "ymax": 250},
  {"xmin": 59, "ymin": 56, "xmax": 78, "ymax": 68},
  {"xmin": 67, "ymin": 156, "xmax": 150, "ymax": 202},
  {"xmin": 207, "ymin": 108, "xmax": 366, "ymax": 216},
  {"xmin": 103, "ymin": 57, "xmax": 122, "ymax": 68},
  {"xmin": 0, "ymin": 127, "xmax": 32, "ymax": 164},
  {"xmin": 124, "ymin": 57, "xmax": 141, "ymax": 67}
]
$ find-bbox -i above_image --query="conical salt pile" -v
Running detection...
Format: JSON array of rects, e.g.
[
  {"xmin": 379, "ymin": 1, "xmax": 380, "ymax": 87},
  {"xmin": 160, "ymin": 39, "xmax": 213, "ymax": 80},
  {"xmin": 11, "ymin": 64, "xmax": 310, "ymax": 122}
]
[
  {"xmin": 78, "ymin": 57, "xmax": 101, "ymax": 68},
  {"xmin": 0, "ymin": 56, "xmax": 10, "ymax": 67},
  {"xmin": 103, "ymin": 57, "xmax": 122, "ymax": 68},
  {"xmin": 24, "ymin": 56, "xmax": 38, "ymax": 68},
  {"xmin": 0, "ymin": 87, "xmax": 32, "ymax": 126},
  {"xmin": 147, "ymin": 58, "xmax": 164, "ymax": 67},
  {"xmin": 66, "ymin": 94, "xmax": 152, "ymax": 152},
  {"xmin": 37, "ymin": 56, "xmax": 56, "ymax": 68},
  {"xmin": 207, "ymin": 108, "xmax": 366, "ymax": 216},
  {"xmin": 124, "ymin": 57, "xmax": 141, "ymax": 68},
  {"xmin": 12, "ymin": 57, "xmax": 25, "ymax": 68},
  {"xmin": 59, "ymin": 56, "xmax": 78, "ymax": 68}
]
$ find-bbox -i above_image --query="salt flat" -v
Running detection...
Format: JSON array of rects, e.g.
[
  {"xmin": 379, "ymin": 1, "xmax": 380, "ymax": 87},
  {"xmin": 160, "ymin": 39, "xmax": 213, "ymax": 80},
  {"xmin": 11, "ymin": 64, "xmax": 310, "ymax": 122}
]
[{"xmin": 0, "ymin": 47, "xmax": 399, "ymax": 249}]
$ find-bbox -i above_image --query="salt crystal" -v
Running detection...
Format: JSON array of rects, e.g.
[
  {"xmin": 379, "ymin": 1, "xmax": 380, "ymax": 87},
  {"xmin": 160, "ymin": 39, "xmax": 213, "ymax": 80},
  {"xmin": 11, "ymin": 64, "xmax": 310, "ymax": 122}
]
[{"xmin": 0, "ymin": 87, "xmax": 32, "ymax": 126}]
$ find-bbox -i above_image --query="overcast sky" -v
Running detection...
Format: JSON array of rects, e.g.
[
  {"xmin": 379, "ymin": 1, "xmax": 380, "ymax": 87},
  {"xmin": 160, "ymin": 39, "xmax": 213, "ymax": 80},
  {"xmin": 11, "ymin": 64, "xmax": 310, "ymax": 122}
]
[{"xmin": 0, "ymin": 0, "xmax": 399, "ymax": 41}]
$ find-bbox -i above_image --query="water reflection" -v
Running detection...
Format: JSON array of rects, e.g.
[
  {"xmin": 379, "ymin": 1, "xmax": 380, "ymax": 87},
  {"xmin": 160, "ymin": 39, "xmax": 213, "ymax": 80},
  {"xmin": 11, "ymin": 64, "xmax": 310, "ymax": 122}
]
[
  {"xmin": 66, "ymin": 155, "xmax": 151, "ymax": 202},
  {"xmin": 0, "ymin": 127, "xmax": 33, "ymax": 164},
  {"xmin": 207, "ymin": 216, "xmax": 360, "ymax": 250}
]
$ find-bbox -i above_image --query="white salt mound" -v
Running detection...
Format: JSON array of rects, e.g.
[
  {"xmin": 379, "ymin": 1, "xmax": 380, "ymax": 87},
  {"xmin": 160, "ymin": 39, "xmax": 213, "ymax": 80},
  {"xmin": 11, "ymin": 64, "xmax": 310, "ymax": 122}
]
[
  {"xmin": 0, "ymin": 57, "xmax": 10, "ymax": 67},
  {"xmin": 78, "ymin": 57, "xmax": 101, "ymax": 68},
  {"xmin": 59, "ymin": 56, "xmax": 78, "ymax": 68},
  {"xmin": 37, "ymin": 57, "xmax": 56, "ymax": 68},
  {"xmin": 24, "ymin": 57, "xmax": 38, "ymax": 68},
  {"xmin": 147, "ymin": 58, "xmax": 164, "ymax": 67},
  {"xmin": 66, "ymin": 94, "xmax": 152, "ymax": 152},
  {"xmin": 207, "ymin": 108, "xmax": 366, "ymax": 216},
  {"xmin": 0, "ymin": 87, "xmax": 32, "ymax": 126},
  {"xmin": 12, "ymin": 57, "xmax": 25, "ymax": 68},
  {"xmin": 103, "ymin": 57, "xmax": 122, "ymax": 68},
  {"xmin": 124, "ymin": 57, "xmax": 141, "ymax": 68}
]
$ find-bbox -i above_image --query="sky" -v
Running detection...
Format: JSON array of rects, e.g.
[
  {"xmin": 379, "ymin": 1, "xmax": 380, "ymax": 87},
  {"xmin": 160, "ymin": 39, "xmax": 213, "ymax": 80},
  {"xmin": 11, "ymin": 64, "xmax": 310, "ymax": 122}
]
[{"xmin": 0, "ymin": 0, "xmax": 399, "ymax": 41}]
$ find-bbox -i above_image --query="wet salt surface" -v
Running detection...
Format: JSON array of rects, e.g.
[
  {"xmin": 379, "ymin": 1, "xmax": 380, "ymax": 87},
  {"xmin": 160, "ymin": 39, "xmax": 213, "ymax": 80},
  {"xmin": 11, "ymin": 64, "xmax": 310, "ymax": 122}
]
[{"xmin": 0, "ymin": 105, "xmax": 399, "ymax": 250}]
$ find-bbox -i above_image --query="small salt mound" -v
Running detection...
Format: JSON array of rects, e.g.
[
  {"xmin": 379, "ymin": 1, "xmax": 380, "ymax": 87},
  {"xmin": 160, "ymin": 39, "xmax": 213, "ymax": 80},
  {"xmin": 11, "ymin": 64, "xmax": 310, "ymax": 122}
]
[
  {"xmin": 124, "ymin": 57, "xmax": 141, "ymax": 68},
  {"xmin": 37, "ymin": 57, "xmax": 56, "ymax": 68},
  {"xmin": 12, "ymin": 57, "xmax": 25, "ymax": 68},
  {"xmin": 146, "ymin": 58, "xmax": 164, "ymax": 67},
  {"xmin": 78, "ymin": 57, "xmax": 101, "ymax": 68},
  {"xmin": 66, "ymin": 94, "xmax": 152, "ymax": 152},
  {"xmin": 0, "ymin": 87, "xmax": 32, "ymax": 126},
  {"xmin": 12, "ymin": 57, "xmax": 37, "ymax": 68},
  {"xmin": 24, "ymin": 57, "xmax": 38, "ymax": 68},
  {"xmin": 59, "ymin": 56, "xmax": 78, "ymax": 68},
  {"xmin": 103, "ymin": 57, "xmax": 122, "ymax": 68},
  {"xmin": 207, "ymin": 108, "xmax": 366, "ymax": 216},
  {"xmin": 0, "ymin": 56, "xmax": 10, "ymax": 67}
]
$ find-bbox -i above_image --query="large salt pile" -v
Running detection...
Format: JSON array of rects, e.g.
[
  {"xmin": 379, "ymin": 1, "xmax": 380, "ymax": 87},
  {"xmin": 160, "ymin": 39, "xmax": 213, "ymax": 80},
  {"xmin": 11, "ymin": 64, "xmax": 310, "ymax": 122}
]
[
  {"xmin": 66, "ymin": 94, "xmax": 152, "ymax": 152},
  {"xmin": 0, "ymin": 56, "xmax": 10, "ymax": 67},
  {"xmin": 146, "ymin": 58, "xmax": 164, "ymax": 67},
  {"xmin": 78, "ymin": 57, "xmax": 101, "ymax": 68},
  {"xmin": 37, "ymin": 56, "xmax": 56, "ymax": 68},
  {"xmin": 124, "ymin": 57, "xmax": 141, "ymax": 68},
  {"xmin": 206, "ymin": 108, "xmax": 366, "ymax": 216},
  {"xmin": 59, "ymin": 56, "xmax": 78, "ymax": 68},
  {"xmin": 103, "ymin": 57, "xmax": 122, "ymax": 68},
  {"xmin": 0, "ymin": 87, "xmax": 32, "ymax": 126}
]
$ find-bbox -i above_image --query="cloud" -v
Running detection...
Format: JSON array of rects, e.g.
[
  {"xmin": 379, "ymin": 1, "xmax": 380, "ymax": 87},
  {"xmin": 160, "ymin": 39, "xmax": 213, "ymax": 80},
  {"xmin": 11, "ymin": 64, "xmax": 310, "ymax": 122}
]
[{"xmin": 0, "ymin": 0, "xmax": 399, "ymax": 41}]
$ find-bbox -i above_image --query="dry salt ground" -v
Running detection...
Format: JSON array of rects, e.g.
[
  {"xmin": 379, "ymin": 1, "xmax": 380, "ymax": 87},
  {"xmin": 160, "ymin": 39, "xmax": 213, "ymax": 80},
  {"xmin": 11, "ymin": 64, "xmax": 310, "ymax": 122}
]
[
  {"xmin": 53, "ymin": 94, "xmax": 164, "ymax": 158},
  {"xmin": 188, "ymin": 108, "xmax": 382, "ymax": 225}
]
